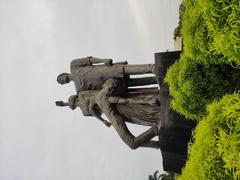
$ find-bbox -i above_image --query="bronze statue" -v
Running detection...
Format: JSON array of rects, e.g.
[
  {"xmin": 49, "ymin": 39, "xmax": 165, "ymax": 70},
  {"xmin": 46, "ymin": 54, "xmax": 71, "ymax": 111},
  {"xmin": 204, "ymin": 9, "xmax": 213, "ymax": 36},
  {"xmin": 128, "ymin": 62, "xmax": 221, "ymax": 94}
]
[
  {"xmin": 89, "ymin": 78, "xmax": 160, "ymax": 149},
  {"xmin": 56, "ymin": 78, "xmax": 160, "ymax": 149},
  {"xmin": 56, "ymin": 57, "xmax": 160, "ymax": 149},
  {"xmin": 56, "ymin": 56, "xmax": 157, "ymax": 93}
]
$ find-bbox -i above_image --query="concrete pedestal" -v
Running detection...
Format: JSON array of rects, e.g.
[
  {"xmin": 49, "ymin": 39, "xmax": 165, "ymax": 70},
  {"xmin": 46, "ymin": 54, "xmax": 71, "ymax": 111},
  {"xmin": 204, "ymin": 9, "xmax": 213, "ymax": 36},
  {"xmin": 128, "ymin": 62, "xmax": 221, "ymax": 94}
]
[{"xmin": 155, "ymin": 51, "xmax": 196, "ymax": 173}]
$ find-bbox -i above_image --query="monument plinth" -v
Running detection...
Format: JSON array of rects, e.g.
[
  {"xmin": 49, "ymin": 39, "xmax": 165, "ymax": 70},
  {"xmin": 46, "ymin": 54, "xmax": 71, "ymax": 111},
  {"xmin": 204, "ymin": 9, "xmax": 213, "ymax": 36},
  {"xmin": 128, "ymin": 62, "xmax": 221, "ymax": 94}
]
[{"xmin": 155, "ymin": 51, "xmax": 196, "ymax": 173}]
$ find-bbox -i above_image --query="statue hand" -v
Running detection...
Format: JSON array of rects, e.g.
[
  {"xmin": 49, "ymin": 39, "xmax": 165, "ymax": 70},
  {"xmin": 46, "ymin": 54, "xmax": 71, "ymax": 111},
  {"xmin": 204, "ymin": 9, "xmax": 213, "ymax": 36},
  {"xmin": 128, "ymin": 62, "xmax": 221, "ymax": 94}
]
[
  {"xmin": 105, "ymin": 59, "xmax": 113, "ymax": 66},
  {"xmin": 120, "ymin": 61, "xmax": 128, "ymax": 65},
  {"xmin": 104, "ymin": 121, "xmax": 112, "ymax": 127},
  {"xmin": 55, "ymin": 101, "xmax": 65, "ymax": 106},
  {"xmin": 112, "ymin": 61, "xmax": 128, "ymax": 65}
]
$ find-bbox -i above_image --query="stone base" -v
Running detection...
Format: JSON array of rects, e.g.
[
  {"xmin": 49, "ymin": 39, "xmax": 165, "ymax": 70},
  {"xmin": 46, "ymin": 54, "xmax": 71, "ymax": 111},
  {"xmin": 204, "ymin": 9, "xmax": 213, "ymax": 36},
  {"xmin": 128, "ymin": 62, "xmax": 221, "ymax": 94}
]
[{"xmin": 155, "ymin": 51, "xmax": 196, "ymax": 173}]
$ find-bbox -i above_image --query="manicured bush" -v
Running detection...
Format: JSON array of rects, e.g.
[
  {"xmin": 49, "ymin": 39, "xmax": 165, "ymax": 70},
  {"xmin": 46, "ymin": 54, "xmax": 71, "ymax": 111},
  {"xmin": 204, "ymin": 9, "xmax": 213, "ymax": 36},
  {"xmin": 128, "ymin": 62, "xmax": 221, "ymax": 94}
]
[
  {"xmin": 164, "ymin": 57, "xmax": 240, "ymax": 120},
  {"xmin": 173, "ymin": 3, "xmax": 184, "ymax": 40},
  {"xmin": 178, "ymin": 92, "xmax": 240, "ymax": 180},
  {"xmin": 181, "ymin": 0, "xmax": 240, "ymax": 65}
]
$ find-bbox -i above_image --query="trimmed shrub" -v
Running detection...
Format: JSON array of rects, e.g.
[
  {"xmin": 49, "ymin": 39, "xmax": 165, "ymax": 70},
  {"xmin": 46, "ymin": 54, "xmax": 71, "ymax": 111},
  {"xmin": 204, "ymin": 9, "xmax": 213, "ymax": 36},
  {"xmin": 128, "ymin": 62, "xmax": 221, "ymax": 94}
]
[
  {"xmin": 173, "ymin": 3, "xmax": 184, "ymax": 40},
  {"xmin": 181, "ymin": 0, "xmax": 240, "ymax": 65},
  {"xmin": 164, "ymin": 57, "xmax": 240, "ymax": 120},
  {"xmin": 178, "ymin": 92, "xmax": 240, "ymax": 180}
]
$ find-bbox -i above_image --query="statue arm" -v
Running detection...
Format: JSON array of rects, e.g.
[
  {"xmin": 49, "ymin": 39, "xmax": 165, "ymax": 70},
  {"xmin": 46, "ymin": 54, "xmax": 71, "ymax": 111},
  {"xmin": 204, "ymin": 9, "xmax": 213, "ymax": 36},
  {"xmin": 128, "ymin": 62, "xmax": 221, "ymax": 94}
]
[
  {"xmin": 89, "ymin": 97, "xmax": 112, "ymax": 127},
  {"xmin": 108, "ymin": 95, "xmax": 158, "ymax": 105},
  {"xmin": 105, "ymin": 106, "xmax": 158, "ymax": 149},
  {"xmin": 71, "ymin": 56, "xmax": 112, "ymax": 67},
  {"xmin": 113, "ymin": 61, "xmax": 128, "ymax": 65},
  {"xmin": 71, "ymin": 57, "xmax": 125, "ymax": 68},
  {"xmin": 71, "ymin": 57, "xmax": 92, "ymax": 68},
  {"xmin": 108, "ymin": 96, "xmax": 128, "ymax": 104},
  {"xmin": 89, "ymin": 57, "xmax": 113, "ymax": 66}
]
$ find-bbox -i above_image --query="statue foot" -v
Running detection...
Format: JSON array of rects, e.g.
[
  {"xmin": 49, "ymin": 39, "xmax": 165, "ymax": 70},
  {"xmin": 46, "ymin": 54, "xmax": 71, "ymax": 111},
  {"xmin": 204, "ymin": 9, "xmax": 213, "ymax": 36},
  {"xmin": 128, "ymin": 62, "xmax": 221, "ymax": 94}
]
[
  {"xmin": 155, "ymin": 99, "xmax": 161, "ymax": 106},
  {"xmin": 157, "ymin": 121, "xmax": 161, "ymax": 132}
]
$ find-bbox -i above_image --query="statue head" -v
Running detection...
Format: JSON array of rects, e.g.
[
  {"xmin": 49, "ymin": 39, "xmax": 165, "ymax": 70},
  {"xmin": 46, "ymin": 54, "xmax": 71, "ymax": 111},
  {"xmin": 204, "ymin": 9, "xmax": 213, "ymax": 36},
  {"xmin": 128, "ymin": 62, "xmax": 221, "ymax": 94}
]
[{"xmin": 57, "ymin": 73, "xmax": 71, "ymax": 85}]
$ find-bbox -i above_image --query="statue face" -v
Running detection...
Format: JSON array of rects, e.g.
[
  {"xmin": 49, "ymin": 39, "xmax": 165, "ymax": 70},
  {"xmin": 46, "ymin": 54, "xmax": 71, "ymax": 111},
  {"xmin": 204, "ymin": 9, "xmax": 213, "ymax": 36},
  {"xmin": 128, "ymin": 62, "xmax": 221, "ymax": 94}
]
[{"xmin": 57, "ymin": 73, "xmax": 70, "ymax": 84}]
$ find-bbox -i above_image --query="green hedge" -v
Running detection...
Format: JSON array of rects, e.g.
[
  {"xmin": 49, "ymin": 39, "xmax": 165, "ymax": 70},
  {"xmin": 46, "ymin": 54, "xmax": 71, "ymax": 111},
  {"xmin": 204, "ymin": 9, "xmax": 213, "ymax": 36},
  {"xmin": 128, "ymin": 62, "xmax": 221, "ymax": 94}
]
[
  {"xmin": 181, "ymin": 0, "xmax": 240, "ymax": 65},
  {"xmin": 173, "ymin": 2, "xmax": 184, "ymax": 40},
  {"xmin": 178, "ymin": 92, "xmax": 240, "ymax": 180},
  {"xmin": 164, "ymin": 57, "xmax": 240, "ymax": 120}
]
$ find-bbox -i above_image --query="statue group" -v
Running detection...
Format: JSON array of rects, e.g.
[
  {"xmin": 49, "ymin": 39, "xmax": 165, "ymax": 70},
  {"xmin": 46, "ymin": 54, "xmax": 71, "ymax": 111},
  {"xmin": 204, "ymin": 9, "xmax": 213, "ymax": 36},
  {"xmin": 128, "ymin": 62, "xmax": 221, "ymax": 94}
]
[{"xmin": 56, "ymin": 56, "xmax": 161, "ymax": 149}]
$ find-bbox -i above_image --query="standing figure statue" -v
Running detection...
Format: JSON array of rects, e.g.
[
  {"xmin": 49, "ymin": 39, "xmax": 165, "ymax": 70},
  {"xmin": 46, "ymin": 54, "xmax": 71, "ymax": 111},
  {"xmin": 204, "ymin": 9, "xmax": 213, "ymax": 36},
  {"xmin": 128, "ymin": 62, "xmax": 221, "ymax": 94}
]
[
  {"xmin": 89, "ymin": 78, "xmax": 160, "ymax": 149},
  {"xmin": 56, "ymin": 56, "xmax": 160, "ymax": 149},
  {"xmin": 56, "ymin": 88, "xmax": 160, "ymax": 126},
  {"xmin": 56, "ymin": 56, "xmax": 157, "ymax": 93}
]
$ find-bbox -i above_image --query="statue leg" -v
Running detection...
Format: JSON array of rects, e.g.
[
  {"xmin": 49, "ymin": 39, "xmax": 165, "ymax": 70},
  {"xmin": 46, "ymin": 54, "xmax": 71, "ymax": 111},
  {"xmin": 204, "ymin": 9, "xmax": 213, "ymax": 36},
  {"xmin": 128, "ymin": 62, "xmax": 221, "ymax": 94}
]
[
  {"xmin": 130, "ymin": 126, "xmax": 159, "ymax": 149},
  {"xmin": 110, "ymin": 111, "xmax": 159, "ymax": 150},
  {"xmin": 141, "ymin": 141, "xmax": 160, "ymax": 149},
  {"xmin": 124, "ymin": 64, "xmax": 155, "ymax": 75},
  {"xmin": 127, "ymin": 77, "xmax": 157, "ymax": 87}
]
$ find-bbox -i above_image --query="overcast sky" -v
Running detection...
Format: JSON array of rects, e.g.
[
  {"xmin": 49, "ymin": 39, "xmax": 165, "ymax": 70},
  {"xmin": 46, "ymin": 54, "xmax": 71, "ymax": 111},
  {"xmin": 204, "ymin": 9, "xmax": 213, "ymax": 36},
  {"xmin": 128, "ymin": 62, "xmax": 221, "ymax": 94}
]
[{"xmin": 0, "ymin": 0, "xmax": 181, "ymax": 179}]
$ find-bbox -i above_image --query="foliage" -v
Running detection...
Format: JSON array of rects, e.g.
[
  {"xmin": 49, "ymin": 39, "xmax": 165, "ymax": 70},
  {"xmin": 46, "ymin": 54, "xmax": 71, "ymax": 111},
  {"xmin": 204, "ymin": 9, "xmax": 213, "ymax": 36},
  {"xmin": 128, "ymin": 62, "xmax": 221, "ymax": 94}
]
[
  {"xmin": 178, "ymin": 93, "xmax": 240, "ymax": 180},
  {"xmin": 148, "ymin": 170, "xmax": 160, "ymax": 180},
  {"xmin": 148, "ymin": 171, "xmax": 177, "ymax": 180},
  {"xmin": 181, "ymin": 0, "xmax": 240, "ymax": 65},
  {"xmin": 168, "ymin": 0, "xmax": 240, "ymax": 179},
  {"xmin": 164, "ymin": 57, "xmax": 240, "ymax": 120},
  {"xmin": 173, "ymin": 3, "xmax": 184, "ymax": 40},
  {"xmin": 161, "ymin": 172, "xmax": 178, "ymax": 180}
]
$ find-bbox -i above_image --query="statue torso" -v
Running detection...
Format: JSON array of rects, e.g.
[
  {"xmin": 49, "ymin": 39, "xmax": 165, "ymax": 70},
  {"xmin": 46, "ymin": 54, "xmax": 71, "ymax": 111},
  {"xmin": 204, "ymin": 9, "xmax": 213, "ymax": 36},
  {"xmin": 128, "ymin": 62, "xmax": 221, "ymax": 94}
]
[{"xmin": 71, "ymin": 63, "xmax": 125, "ymax": 92}]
